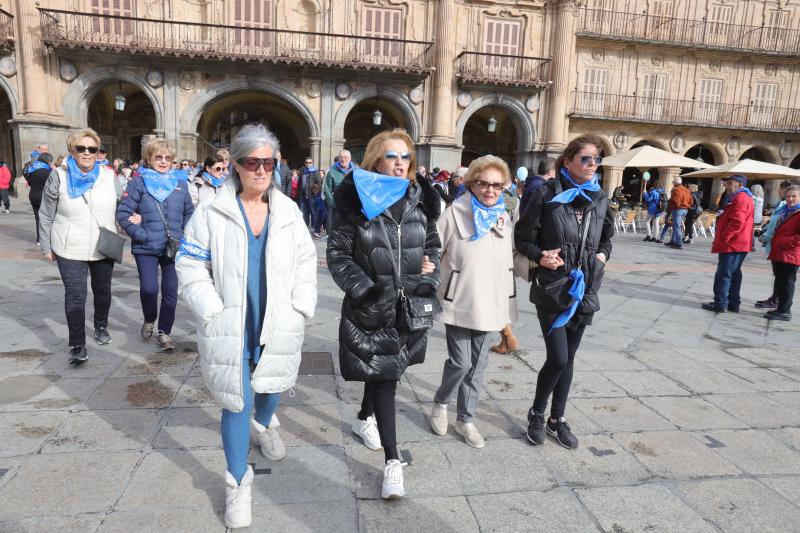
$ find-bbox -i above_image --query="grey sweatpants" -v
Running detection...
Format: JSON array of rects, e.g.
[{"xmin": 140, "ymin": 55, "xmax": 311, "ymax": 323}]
[{"xmin": 433, "ymin": 324, "xmax": 491, "ymax": 423}]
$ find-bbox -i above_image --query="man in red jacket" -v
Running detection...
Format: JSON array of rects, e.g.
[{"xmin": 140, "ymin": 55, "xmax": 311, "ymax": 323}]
[{"xmin": 702, "ymin": 175, "xmax": 755, "ymax": 313}]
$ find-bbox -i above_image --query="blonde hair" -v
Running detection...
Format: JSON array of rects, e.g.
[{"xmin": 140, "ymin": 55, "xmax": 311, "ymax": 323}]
[
  {"xmin": 360, "ymin": 129, "xmax": 416, "ymax": 181},
  {"xmin": 66, "ymin": 128, "xmax": 101, "ymax": 154},
  {"xmin": 463, "ymin": 155, "xmax": 511, "ymax": 187},
  {"xmin": 142, "ymin": 139, "xmax": 177, "ymax": 164}
]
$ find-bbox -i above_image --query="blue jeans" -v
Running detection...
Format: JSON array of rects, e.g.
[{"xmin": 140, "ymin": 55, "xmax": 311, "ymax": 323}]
[
  {"xmin": 713, "ymin": 252, "xmax": 748, "ymax": 309},
  {"xmin": 134, "ymin": 254, "xmax": 178, "ymax": 334},
  {"xmin": 301, "ymin": 197, "xmax": 312, "ymax": 227},
  {"xmin": 671, "ymin": 208, "xmax": 687, "ymax": 246}
]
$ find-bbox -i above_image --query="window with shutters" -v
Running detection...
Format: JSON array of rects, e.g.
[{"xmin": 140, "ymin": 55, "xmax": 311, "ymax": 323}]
[
  {"xmin": 587, "ymin": 0, "xmax": 613, "ymax": 30},
  {"xmin": 751, "ymin": 82, "xmax": 778, "ymax": 128},
  {"xmin": 648, "ymin": 1, "xmax": 674, "ymax": 40},
  {"xmin": 362, "ymin": 7, "xmax": 402, "ymax": 65},
  {"xmin": 582, "ymin": 68, "xmax": 608, "ymax": 114},
  {"xmin": 233, "ymin": 0, "xmax": 273, "ymax": 51},
  {"xmin": 640, "ymin": 73, "xmax": 667, "ymax": 120},
  {"xmin": 482, "ymin": 18, "xmax": 522, "ymax": 78},
  {"xmin": 707, "ymin": 4, "xmax": 732, "ymax": 45},
  {"xmin": 764, "ymin": 10, "xmax": 788, "ymax": 47},
  {"xmin": 698, "ymin": 78, "xmax": 723, "ymax": 124},
  {"xmin": 91, "ymin": 0, "xmax": 133, "ymax": 35}
]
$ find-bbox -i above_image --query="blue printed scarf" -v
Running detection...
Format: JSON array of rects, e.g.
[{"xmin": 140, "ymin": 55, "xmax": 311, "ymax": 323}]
[
  {"xmin": 65, "ymin": 155, "xmax": 100, "ymax": 199},
  {"xmin": 27, "ymin": 150, "xmax": 50, "ymax": 174},
  {"xmin": 352, "ymin": 168, "xmax": 408, "ymax": 221},
  {"xmin": 470, "ymin": 194, "xmax": 506, "ymax": 241},
  {"xmin": 141, "ymin": 167, "xmax": 180, "ymax": 203},
  {"xmin": 202, "ymin": 171, "xmax": 225, "ymax": 188},
  {"xmin": 549, "ymin": 168, "xmax": 601, "ymax": 205}
]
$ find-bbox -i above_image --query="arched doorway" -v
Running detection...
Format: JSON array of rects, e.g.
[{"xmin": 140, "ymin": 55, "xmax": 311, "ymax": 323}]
[
  {"xmin": 738, "ymin": 146, "xmax": 774, "ymax": 196},
  {"xmin": 622, "ymin": 140, "xmax": 662, "ymax": 205},
  {"xmin": 197, "ymin": 91, "xmax": 311, "ymax": 168},
  {"xmin": 0, "ymin": 85, "xmax": 14, "ymax": 172},
  {"xmin": 682, "ymin": 144, "xmax": 718, "ymax": 208},
  {"xmin": 791, "ymin": 153, "xmax": 800, "ymax": 169},
  {"xmin": 342, "ymin": 98, "xmax": 407, "ymax": 164},
  {"xmin": 87, "ymin": 82, "xmax": 157, "ymax": 163},
  {"xmin": 461, "ymin": 106, "xmax": 518, "ymax": 169}
]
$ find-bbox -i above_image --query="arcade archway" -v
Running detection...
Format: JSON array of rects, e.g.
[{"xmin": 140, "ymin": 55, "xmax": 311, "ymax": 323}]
[
  {"xmin": 342, "ymin": 97, "xmax": 408, "ymax": 164},
  {"xmin": 621, "ymin": 140, "xmax": 662, "ymax": 204},
  {"xmin": 682, "ymin": 144, "xmax": 719, "ymax": 208},
  {"xmin": 461, "ymin": 106, "xmax": 518, "ymax": 169},
  {"xmin": 87, "ymin": 81, "xmax": 157, "ymax": 163}
]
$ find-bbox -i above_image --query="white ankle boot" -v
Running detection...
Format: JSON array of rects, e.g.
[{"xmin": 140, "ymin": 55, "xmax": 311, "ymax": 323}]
[
  {"xmin": 224, "ymin": 465, "xmax": 253, "ymax": 529},
  {"xmin": 251, "ymin": 415, "xmax": 286, "ymax": 460}
]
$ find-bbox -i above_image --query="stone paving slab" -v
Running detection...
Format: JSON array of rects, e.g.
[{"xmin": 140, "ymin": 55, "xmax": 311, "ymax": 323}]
[
  {"xmin": 696, "ymin": 429, "xmax": 800, "ymax": 476},
  {"xmin": 571, "ymin": 397, "xmax": 676, "ymax": 432},
  {"xmin": 602, "ymin": 370, "xmax": 692, "ymax": 397},
  {"xmin": 661, "ymin": 368, "xmax": 755, "ymax": 395},
  {"xmin": 0, "ymin": 411, "xmax": 67, "ymax": 457},
  {"xmin": 357, "ymin": 496, "xmax": 480, "ymax": 533},
  {"xmin": 39, "ymin": 409, "xmax": 162, "ymax": 453},
  {"xmin": 467, "ymin": 489, "xmax": 598, "ymax": 532},
  {"xmin": 639, "ymin": 396, "xmax": 750, "ymax": 430}
]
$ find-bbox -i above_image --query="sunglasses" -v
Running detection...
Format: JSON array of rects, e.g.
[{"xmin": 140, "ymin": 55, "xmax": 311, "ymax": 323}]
[
  {"xmin": 74, "ymin": 145, "xmax": 99, "ymax": 155},
  {"xmin": 580, "ymin": 155, "xmax": 603, "ymax": 166},
  {"xmin": 304, "ymin": 161, "xmax": 313, "ymax": 165},
  {"xmin": 237, "ymin": 157, "xmax": 276, "ymax": 171},
  {"xmin": 210, "ymin": 165, "xmax": 226, "ymax": 173},
  {"xmin": 384, "ymin": 151, "xmax": 412, "ymax": 162},
  {"xmin": 153, "ymin": 154, "xmax": 174, "ymax": 162},
  {"xmin": 475, "ymin": 180, "xmax": 504, "ymax": 191}
]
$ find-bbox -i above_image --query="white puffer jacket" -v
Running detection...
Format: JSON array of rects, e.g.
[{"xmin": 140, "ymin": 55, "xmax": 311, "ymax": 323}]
[{"xmin": 176, "ymin": 181, "xmax": 317, "ymax": 412}]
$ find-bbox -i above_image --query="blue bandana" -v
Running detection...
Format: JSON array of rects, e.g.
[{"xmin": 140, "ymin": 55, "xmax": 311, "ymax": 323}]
[
  {"xmin": 202, "ymin": 171, "xmax": 225, "ymax": 188},
  {"xmin": 549, "ymin": 268, "xmax": 586, "ymax": 335},
  {"xmin": 334, "ymin": 161, "xmax": 357, "ymax": 174},
  {"xmin": 352, "ymin": 168, "xmax": 408, "ymax": 221},
  {"xmin": 470, "ymin": 194, "xmax": 506, "ymax": 240},
  {"xmin": 777, "ymin": 203, "xmax": 800, "ymax": 226},
  {"xmin": 141, "ymin": 167, "xmax": 180, "ymax": 203},
  {"xmin": 549, "ymin": 168, "xmax": 601, "ymax": 205},
  {"xmin": 65, "ymin": 155, "xmax": 100, "ymax": 199},
  {"xmin": 723, "ymin": 186, "xmax": 753, "ymax": 207},
  {"xmin": 28, "ymin": 160, "xmax": 50, "ymax": 173}
]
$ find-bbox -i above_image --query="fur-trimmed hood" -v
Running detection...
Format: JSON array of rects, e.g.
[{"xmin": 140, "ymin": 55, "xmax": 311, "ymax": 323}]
[{"xmin": 333, "ymin": 171, "xmax": 441, "ymax": 222}]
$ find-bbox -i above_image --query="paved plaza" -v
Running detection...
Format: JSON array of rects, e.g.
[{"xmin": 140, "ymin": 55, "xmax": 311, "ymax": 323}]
[{"xmin": 1, "ymin": 202, "xmax": 799, "ymax": 532}]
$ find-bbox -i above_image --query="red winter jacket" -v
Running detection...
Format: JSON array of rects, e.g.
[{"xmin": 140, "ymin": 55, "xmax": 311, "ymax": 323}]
[
  {"xmin": 711, "ymin": 190, "xmax": 755, "ymax": 254},
  {"xmin": 768, "ymin": 211, "xmax": 800, "ymax": 266},
  {"xmin": 0, "ymin": 165, "xmax": 11, "ymax": 189}
]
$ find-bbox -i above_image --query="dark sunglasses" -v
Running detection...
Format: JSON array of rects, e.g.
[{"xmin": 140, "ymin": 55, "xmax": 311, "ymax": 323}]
[
  {"xmin": 384, "ymin": 151, "xmax": 412, "ymax": 162},
  {"xmin": 304, "ymin": 161, "xmax": 313, "ymax": 165},
  {"xmin": 475, "ymin": 179, "xmax": 504, "ymax": 191},
  {"xmin": 237, "ymin": 157, "xmax": 276, "ymax": 171},
  {"xmin": 74, "ymin": 145, "xmax": 99, "ymax": 155},
  {"xmin": 210, "ymin": 165, "xmax": 226, "ymax": 173},
  {"xmin": 580, "ymin": 155, "xmax": 603, "ymax": 166}
]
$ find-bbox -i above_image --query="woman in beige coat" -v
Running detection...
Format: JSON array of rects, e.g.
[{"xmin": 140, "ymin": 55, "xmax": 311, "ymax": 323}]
[{"xmin": 429, "ymin": 155, "xmax": 518, "ymax": 448}]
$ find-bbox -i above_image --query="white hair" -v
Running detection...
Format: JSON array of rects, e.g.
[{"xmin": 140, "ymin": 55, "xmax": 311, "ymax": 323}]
[
  {"xmin": 229, "ymin": 123, "xmax": 281, "ymax": 200},
  {"xmin": 673, "ymin": 176, "xmax": 682, "ymax": 184},
  {"xmin": 751, "ymin": 184, "xmax": 764, "ymax": 198},
  {"xmin": 339, "ymin": 149, "xmax": 351, "ymax": 157}
]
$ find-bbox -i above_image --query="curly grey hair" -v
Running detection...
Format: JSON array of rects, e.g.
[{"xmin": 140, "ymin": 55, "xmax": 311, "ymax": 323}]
[{"xmin": 229, "ymin": 123, "xmax": 281, "ymax": 203}]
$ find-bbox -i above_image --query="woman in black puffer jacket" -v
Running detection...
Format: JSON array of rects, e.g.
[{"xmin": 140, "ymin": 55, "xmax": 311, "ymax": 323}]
[
  {"xmin": 515, "ymin": 134, "xmax": 614, "ymax": 451},
  {"xmin": 327, "ymin": 129, "xmax": 440, "ymax": 500}
]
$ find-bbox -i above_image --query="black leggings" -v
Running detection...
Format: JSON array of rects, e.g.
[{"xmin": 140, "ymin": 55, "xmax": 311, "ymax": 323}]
[
  {"xmin": 532, "ymin": 309, "xmax": 586, "ymax": 419},
  {"xmin": 358, "ymin": 380, "xmax": 399, "ymax": 462}
]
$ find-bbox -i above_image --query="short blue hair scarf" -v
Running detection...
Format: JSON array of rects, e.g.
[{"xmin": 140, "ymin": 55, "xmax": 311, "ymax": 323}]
[
  {"xmin": 65, "ymin": 155, "xmax": 100, "ymax": 199},
  {"xmin": 352, "ymin": 168, "xmax": 409, "ymax": 221},
  {"xmin": 471, "ymin": 194, "xmax": 506, "ymax": 240},
  {"xmin": 141, "ymin": 167, "xmax": 181, "ymax": 203}
]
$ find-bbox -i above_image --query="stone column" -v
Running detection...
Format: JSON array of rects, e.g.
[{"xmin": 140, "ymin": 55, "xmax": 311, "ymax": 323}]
[
  {"xmin": 765, "ymin": 179, "xmax": 781, "ymax": 207},
  {"xmin": 661, "ymin": 167, "xmax": 681, "ymax": 195},
  {"xmin": 542, "ymin": 0, "xmax": 578, "ymax": 157},
  {"xmin": 602, "ymin": 166, "xmax": 623, "ymax": 195},
  {"xmin": 318, "ymin": 80, "xmax": 336, "ymax": 166},
  {"xmin": 710, "ymin": 177, "xmax": 724, "ymax": 206}
]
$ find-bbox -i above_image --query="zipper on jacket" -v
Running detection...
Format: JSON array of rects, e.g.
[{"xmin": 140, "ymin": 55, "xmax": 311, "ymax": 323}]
[{"xmin": 397, "ymin": 224, "xmax": 404, "ymax": 299}]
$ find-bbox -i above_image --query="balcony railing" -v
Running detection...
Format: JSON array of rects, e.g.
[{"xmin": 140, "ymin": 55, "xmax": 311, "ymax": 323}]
[
  {"xmin": 571, "ymin": 91, "xmax": 800, "ymax": 134},
  {"xmin": 577, "ymin": 8, "xmax": 800, "ymax": 57},
  {"xmin": 38, "ymin": 9, "xmax": 433, "ymax": 75},
  {"xmin": 0, "ymin": 9, "xmax": 14, "ymax": 51},
  {"xmin": 456, "ymin": 51, "xmax": 551, "ymax": 89}
]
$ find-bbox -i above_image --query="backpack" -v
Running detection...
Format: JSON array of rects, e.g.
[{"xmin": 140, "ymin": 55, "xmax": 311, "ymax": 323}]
[{"xmin": 658, "ymin": 190, "xmax": 669, "ymax": 212}]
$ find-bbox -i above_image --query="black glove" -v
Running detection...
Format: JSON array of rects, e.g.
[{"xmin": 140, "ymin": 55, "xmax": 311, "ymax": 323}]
[
  {"xmin": 414, "ymin": 283, "xmax": 437, "ymax": 297},
  {"xmin": 354, "ymin": 283, "xmax": 384, "ymax": 306}
]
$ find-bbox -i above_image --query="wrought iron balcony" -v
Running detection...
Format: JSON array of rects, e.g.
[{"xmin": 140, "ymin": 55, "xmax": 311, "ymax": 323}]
[
  {"xmin": 0, "ymin": 9, "xmax": 14, "ymax": 51},
  {"xmin": 577, "ymin": 8, "xmax": 800, "ymax": 57},
  {"xmin": 456, "ymin": 51, "xmax": 551, "ymax": 89},
  {"xmin": 570, "ymin": 91, "xmax": 800, "ymax": 134},
  {"xmin": 38, "ymin": 9, "xmax": 433, "ymax": 75}
]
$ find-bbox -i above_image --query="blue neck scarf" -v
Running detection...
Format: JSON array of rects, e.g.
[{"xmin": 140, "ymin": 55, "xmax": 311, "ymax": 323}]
[
  {"xmin": 549, "ymin": 168, "xmax": 601, "ymax": 205},
  {"xmin": 334, "ymin": 161, "xmax": 356, "ymax": 174},
  {"xmin": 723, "ymin": 186, "xmax": 753, "ymax": 208},
  {"xmin": 202, "ymin": 171, "xmax": 225, "ymax": 188},
  {"xmin": 549, "ymin": 268, "xmax": 586, "ymax": 335},
  {"xmin": 352, "ymin": 168, "xmax": 408, "ymax": 221},
  {"xmin": 28, "ymin": 160, "xmax": 50, "ymax": 173},
  {"xmin": 141, "ymin": 167, "xmax": 180, "ymax": 203},
  {"xmin": 470, "ymin": 194, "xmax": 506, "ymax": 241},
  {"xmin": 65, "ymin": 155, "xmax": 100, "ymax": 199},
  {"xmin": 777, "ymin": 203, "xmax": 800, "ymax": 226}
]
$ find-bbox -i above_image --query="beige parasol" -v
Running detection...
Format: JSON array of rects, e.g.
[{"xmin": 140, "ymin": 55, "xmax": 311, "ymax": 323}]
[
  {"xmin": 600, "ymin": 145, "xmax": 715, "ymax": 169},
  {"xmin": 681, "ymin": 159, "xmax": 800, "ymax": 179}
]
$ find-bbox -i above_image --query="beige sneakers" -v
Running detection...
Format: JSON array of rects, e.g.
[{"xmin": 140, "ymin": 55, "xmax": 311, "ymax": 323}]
[
  {"xmin": 250, "ymin": 415, "xmax": 286, "ymax": 460},
  {"xmin": 224, "ymin": 465, "xmax": 253, "ymax": 529},
  {"xmin": 454, "ymin": 420, "xmax": 485, "ymax": 448},
  {"xmin": 429, "ymin": 403, "xmax": 448, "ymax": 436}
]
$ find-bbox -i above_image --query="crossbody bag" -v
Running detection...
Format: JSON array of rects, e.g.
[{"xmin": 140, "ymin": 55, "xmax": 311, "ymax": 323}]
[{"xmin": 82, "ymin": 195, "xmax": 125, "ymax": 264}]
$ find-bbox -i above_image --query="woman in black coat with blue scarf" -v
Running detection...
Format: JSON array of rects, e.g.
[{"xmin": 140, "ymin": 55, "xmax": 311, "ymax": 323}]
[{"xmin": 117, "ymin": 139, "xmax": 194, "ymax": 350}]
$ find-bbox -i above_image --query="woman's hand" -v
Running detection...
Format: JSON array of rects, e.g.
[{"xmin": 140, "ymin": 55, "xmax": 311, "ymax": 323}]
[
  {"xmin": 128, "ymin": 214, "xmax": 142, "ymax": 225},
  {"xmin": 539, "ymin": 248, "xmax": 564, "ymax": 271},
  {"xmin": 421, "ymin": 255, "xmax": 435, "ymax": 275},
  {"xmin": 44, "ymin": 252, "xmax": 54, "ymax": 262},
  {"xmin": 596, "ymin": 253, "xmax": 607, "ymax": 264}
]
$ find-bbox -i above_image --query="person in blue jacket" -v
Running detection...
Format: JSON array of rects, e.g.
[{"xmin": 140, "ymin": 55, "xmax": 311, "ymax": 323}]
[
  {"xmin": 117, "ymin": 139, "xmax": 194, "ymax": 350},
  {"xmin": 642, "ymin": 178, "xmax": 664, "ymax": 242}
]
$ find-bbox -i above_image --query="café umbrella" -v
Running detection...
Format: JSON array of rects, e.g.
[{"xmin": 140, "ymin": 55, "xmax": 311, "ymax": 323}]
[{"xmin": 681, "ymin": 159, "xmax": 800, "ymax": 179}]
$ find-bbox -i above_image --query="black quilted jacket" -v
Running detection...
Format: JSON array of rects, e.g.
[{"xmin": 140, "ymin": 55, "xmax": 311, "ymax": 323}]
[{"xmin": 326, "ymin": 173, "xmax": 441, "ymax": 382}]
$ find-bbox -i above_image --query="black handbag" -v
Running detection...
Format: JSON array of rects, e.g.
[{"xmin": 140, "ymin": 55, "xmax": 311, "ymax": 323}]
[
  {"xmin": 153, "ymin": 200, "xmax": 181, "ymax": 261},
  {"xmin": 82, "ymin": 196, "xmax": 125, "ymax": 264},
  {"xmin": 378, "ymin": 217, "xmax": 441, "ymax": 332}
]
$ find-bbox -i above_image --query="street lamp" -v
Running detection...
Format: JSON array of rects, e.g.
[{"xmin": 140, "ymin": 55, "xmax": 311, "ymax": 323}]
[
  {"xmin": 114, "ymin": 83, "xmax": 126, "ymax": 112},
  {"xmin": 487, "ymin": 114, "xmax": 497, "ymax": 133},
  {"xmin": 372, "ymin": 109, "xmax": 383, "ymax": 126}
]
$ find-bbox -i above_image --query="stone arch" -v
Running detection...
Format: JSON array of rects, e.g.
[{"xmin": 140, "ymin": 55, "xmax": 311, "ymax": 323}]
[
  {"xmin": 62, "ymin": 68, "xmax": 164, "ymax": 130},
  {"xmin": 594, "ymin": 134, "xmax": 615, "ymax": 156},
  {"xmin": 683, "ymin": 142, "xmax": 726, "ymax": 166},
  {"xmin": 455, "ymin": 94, "xmax": 535, "ymax": 152},
  {"xmin": 627, "ymin": 137, "xmax": 669, "ymax": 151},
  {"xmin": 0, "ymin": 75, "xmax": 18, "ymax": 117},
  {"xmin": 333, "ymin": 86, "xmax": 421, "ymax": 143},
  {"xmin": 181, "ymin": 78, "xmax": 320, "ymax": 139},
  {"xmin": 737, "ymin": 144, "xmax": 779, "ymax": 164}
]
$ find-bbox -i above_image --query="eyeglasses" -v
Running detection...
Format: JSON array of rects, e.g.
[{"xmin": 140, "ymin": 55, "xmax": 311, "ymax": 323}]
[
  {"xmin": 474, "ymin": 180, "xmax": 504, "ymax": 191},
  {"xmin": 237, "ymin": 157, "xmax": 276, "ymax": 171},
  {"xmin": 74, "ymin": 145, "xmax": 99, "ymax": 155},
  {"xmin": 384, "ymin": 151, "xmax": 412, "ymax": 162},
  {"xmin": 210, "ymin": 166, "xmax": 226, "ymax": 173},
  {"xmin": 304, "ymin": 161, "xmax": 313, "ymax": 165},
  {"xmin": 580, "ymin": 156, "xmax": 603, "ymax": 166},
  {"xmin": 153, "ymin": 154, "xmax": 174, "ymax": 162}
]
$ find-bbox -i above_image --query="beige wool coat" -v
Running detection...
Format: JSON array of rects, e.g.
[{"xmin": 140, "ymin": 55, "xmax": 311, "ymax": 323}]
[{"xmin": 436, "ymin": 192, "xmax": 519, "ymax": 332}]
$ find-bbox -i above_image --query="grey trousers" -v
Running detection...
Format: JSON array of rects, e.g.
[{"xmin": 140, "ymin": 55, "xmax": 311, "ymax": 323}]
[{"xmin": 433, "ymin": 324, "xmax": 490, "ymax": 423}]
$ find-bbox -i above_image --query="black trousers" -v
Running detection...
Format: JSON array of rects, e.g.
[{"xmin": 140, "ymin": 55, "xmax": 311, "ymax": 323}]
[
  {"xmin": 772, "ymin": 261, "xmax": 798, "ymax": 314},
  {"xmin": 532, "ymin": 309, "xmax": 586, "ymax": 419},
  {"xmin": 30, "ymin": 193, "xmax": 42, "ymax": 243},
  {"xmin": 55, "ymin": 255, "xmax": 115, "ymax": 346},
  {"xmin": 0, "ymin": 188, "xmax": 9, "ymax": 210},
  {"xmin": 358, "ymin": 380, "xmax": 399, "ymax": 462}
]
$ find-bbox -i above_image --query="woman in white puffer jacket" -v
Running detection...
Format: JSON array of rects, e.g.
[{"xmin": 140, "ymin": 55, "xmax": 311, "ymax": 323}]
[{"xmin": 176, "ymin": 124, "xmax": 317, "ymax": 529}]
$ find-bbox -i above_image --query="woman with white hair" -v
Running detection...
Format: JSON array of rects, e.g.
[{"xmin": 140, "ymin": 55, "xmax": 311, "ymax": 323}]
[
  {"xmin": 752, "ymin": 184, "xmax": 765, "ymax": 229},
  {"xmin": 176, "ymin": 124, "xmax": 317, "ymax": 528}
]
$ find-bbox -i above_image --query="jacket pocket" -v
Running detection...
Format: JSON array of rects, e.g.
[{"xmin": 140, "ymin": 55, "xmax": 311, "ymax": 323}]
[{"xmin": 443, "ymin": 269, "xmax": 460, "ymax": 302}]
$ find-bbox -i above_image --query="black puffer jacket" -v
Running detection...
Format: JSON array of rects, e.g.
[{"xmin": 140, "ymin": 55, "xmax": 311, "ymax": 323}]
[
  {"xmin": 327, "ymin": 173, "xmax": 441, "ymax": 382},
  {"xmin": 515, "ymin": 174, "xmax": 614, "ymax": 316}
]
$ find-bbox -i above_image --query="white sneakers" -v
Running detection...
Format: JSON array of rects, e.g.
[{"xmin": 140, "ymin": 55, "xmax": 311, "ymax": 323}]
[
  {"xmin": 382, "ymin": 459, "xmax": 406, "ymax": 500},
  {"xmin": 429, "ymin": 403, "xmax": 448, "ymax": 435},
  {"xmin": 454, "ymin": 421, "xmax": 485, "ymax": 449},
  {"xmin": 250, "ymin": 415, "xmax": 286, "ymax": 461},
  {"xmin": 224, "ymin": 465, "xmax": 254, "ymax": 529},
  {"xmin": 352, "ymin": 415, "xmax": 382, "ymax": 450}
]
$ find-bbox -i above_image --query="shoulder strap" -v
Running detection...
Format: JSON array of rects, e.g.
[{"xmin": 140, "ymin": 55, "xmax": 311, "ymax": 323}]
[
  {"xmin": 377, "ymin": 217, "xmax": 404, "ymax": 299},
  {"xmin": 81, "ymin": 194, "xmax": 103, "ymax": 229},
  {"xmin": 152, "ymin": 199, "xmax": 173, "ymax": 239}
]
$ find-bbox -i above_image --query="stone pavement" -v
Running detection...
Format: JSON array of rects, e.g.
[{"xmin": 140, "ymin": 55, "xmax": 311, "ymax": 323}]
[{"xmin": 1, "ymin": 202, "xmax": 799, "ymax": 533}]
